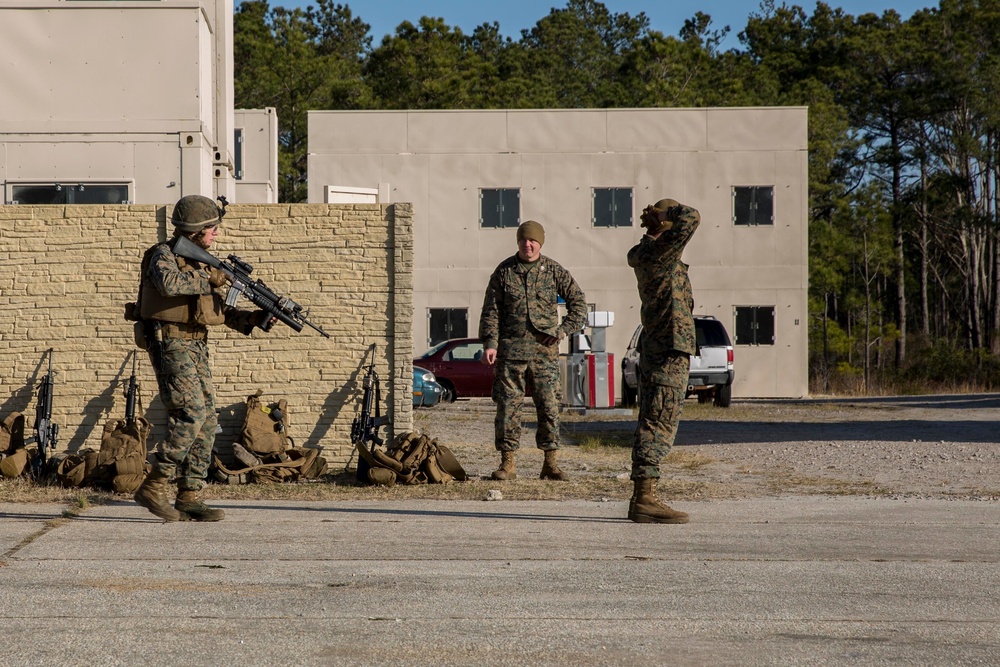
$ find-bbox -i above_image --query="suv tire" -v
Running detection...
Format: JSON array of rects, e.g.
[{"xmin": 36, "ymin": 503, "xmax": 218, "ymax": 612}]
[
  {"xmin": 621, "ymin": 370, "xmax": 637, "ymax": 407},
  {"xmin": 714, "ymin": 383, "xmax": 732, "ymax": 408}
]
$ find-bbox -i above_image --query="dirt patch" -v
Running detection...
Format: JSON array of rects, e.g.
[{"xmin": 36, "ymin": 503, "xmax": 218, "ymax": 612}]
[
  {"xmin": 3, "ymin": 394, "xmax": 997, "ymax": 505},
  {"xmin": 409, "ymin": 394, "xmax": 1000, "ymax": 501}
]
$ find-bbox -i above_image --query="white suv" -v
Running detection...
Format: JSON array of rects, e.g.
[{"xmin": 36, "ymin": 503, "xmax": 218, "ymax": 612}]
[{"xmin": 621, "ymin": 316, "xmax": 735, "ymax": 408}]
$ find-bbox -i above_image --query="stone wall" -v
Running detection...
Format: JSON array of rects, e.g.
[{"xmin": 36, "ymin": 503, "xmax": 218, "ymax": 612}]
[{"xmin": 0, "ymin": 203, "xmax": 413, "ymax": 470}]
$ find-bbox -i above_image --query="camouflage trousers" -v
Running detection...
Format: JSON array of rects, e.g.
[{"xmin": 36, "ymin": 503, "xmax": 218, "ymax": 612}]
[
  {"xmin": 148, "ymin": 337, "xmax": 217, "ymax": 491},
  {"xmin": 632, "ymin": 351, "xmax": 689, "ymax": 480},
  {"xmin": 492, "ymin": 351, "xmax": 562, "ymax": 452}
]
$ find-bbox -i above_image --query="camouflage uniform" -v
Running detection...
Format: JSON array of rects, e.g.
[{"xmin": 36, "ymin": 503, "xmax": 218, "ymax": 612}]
[
  {"xmin": 479, "ymin": 254, "xmax": 587, "ymax": 452},
  {"xmin": 145, "ymin": 242, "xmax": 256, "ymax": 492},
  {"xmin": 627, "ymin": 203, "xmax": 700, "ymax": 480}
]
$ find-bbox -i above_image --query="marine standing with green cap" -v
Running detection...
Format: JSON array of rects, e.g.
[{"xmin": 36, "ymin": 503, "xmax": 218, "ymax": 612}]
[
  {"xmin": 479, "ymin": 220, "xmax": 587, "ymax": 481},
  {"xmin": 626, "ymin": 198, "xmax": 700, "ymax": 523},
  {"xmin": 132, "ymin": 194, "xmax": 273, "ymax": 522}
]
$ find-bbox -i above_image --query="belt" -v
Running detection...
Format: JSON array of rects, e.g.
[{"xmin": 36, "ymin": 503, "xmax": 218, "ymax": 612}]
[{"xmin": 158, "ymin": 322, "xmax": 208, "ymax": 341}]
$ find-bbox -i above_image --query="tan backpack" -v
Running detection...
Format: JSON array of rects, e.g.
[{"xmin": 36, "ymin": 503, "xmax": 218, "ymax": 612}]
[
  {"xmin": 0, "ymin": 413, "xmax": 28, "ymax": 478},
  {"xmin": 209, "ymin": 391, "xmax": 327, "ymax": 485},
  {"xmin": 238, "ymin": 390, "xmax": 291, "ymax": 457},
  {"xmin": 356, "ymin": 431, "xmax": 467, "ymax": 487},
  {"xmin": 95, "ymin": 417, "xmax": 152, "ymax": 493}
]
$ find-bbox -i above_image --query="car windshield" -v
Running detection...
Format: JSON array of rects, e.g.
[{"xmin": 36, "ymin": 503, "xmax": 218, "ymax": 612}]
[{"xmin": 418, "ymin": 341, "xmax": 451, "ymax": 358}]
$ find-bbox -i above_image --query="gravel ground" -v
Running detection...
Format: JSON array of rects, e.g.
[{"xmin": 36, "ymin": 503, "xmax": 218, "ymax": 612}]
[{"xmin": 412, "ymin": 393, "xmax": 1000, "ymax": 501}]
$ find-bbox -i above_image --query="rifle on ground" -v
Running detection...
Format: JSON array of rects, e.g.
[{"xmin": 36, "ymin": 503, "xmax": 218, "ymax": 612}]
[
  {"xmin": 172, "ymin": 235, "xmax": 330, "ymax": 338},
  {"xmin": 124, "ymin": 351, "xmax": 139, "ymax": 428},
  {"xmin": 28, "ymin": 349, "xmax": 59, "ymax": 476},
  {"xmin": 350, "ymin": 344, "xmax": 389, "ymax": 480}
]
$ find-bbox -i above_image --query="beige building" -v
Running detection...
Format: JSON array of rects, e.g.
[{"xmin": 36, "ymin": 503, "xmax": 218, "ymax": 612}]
[
  {"xmin": 308, "ymin": 108, "xmax": 809, "ymax": 398},
  {"xmin": 0, "ymin": 0, "xmax": 277, "ymax": 205}
]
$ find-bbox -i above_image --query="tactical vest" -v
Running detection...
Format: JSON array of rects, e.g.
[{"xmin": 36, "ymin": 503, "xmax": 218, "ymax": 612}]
[{"xmin": 139, "ymin": 239, "xmax": 226, "ymax": 326}]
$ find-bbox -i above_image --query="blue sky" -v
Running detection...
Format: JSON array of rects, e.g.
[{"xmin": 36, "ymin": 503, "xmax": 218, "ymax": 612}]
[{"xmin": 253, "ymin": 1, "xmax": 936, "ymax": 49}]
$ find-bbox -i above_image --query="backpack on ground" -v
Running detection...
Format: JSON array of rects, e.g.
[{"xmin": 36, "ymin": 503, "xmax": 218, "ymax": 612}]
[
  {"xmin": 356, "ymin": 431, "xmax": 467, "ymax": 487},
  {"xmin": 210, "ymin": 391, "xmax": 327, "ymax": 484},
  {"xmin": 0, "ymin": 412, "xmax": 28, "ymax": 478}
]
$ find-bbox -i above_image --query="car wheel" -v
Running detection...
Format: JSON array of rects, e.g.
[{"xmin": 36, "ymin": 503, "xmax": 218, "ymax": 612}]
[
  {"xmin": 714, "ymin": 383, "xmax": 732, "ymax": 408},
  {"xmin": 439, "ymin": 380, "xmax": 456, "ymax": 403},
  {"xmin": 621, "ymin": 371, "xmax": 637, "ymax": 407}
]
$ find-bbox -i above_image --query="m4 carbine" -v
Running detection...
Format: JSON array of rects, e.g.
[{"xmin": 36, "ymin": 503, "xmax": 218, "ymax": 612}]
[
  {"xmin": 172, "ymin": 235, "xmax": 330, "ymax": 338},
  {"xmin": 28, "ymin": 349, "xmax": 59, "ymax": 476},
  {"xmin": 124, "ymin": 351, "xmax": 139, "ymax": 428},
  {"xmin": 350, "ymin": 345, "xmax": 391, "ymax": 482}
]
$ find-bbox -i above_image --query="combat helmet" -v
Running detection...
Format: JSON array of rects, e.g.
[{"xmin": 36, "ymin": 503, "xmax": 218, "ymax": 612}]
[{"xmin": 170, "ymin": 195, "xmax": 222, "ymax": 234}]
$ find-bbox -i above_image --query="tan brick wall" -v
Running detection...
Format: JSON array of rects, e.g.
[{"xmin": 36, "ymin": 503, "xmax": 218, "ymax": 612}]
[{"xmin": 0, "ymin": 203, "xmax": 413, "ymax": 469}]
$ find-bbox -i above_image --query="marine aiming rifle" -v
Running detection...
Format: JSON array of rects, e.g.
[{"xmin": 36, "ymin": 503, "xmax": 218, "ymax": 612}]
[
  {"xmin": 28, "ymin": 349, "xmax": 59, "ymax": 476},
  {"xmin": 350, "ymin": 345, "xmax": 389, "ymax": 480},
  {"xmin": 172, "ymin": 235, "xmax": 330, "ymax": 338}
]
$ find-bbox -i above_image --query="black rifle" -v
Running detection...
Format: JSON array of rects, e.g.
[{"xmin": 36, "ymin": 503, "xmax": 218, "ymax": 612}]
[
  {"xmin": 172, "ymin": 235, "xmax": 330, "ymax": 338},
  {"xmin": 29, "ymin": 349, "xmax": 59, "ymax": 476},
  {"xmin": 124, "ymin": 351, "xmax": 139, "ymax": 427},
  {"xmin": 351, "ymin": 345, "xmax": 389, "ymax": 479}
]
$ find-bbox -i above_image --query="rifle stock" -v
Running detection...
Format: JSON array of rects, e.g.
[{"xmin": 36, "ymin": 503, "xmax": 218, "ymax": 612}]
[
  {"xmin": 172, "ymin": 235, "xmax": 330, "ymax": 338},
  {"xmin": 124, "ymin": 352, "xmax": 138, "ymax": 427}
]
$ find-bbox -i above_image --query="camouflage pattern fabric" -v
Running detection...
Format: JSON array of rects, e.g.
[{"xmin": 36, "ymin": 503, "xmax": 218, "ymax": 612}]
[
  {"xmin": 479, "ymin": 255, "xmax": 587, "ymax": 360},
  {"xmin": 627, "ymin": 202, "xmax": 701, "ymax": 480},
  {"xmin": 148, "ymin": 242, "xmax": 213, "ymax": 297},
  {"xmin": 147, "ymin": 241, "xmax": 257, "ymax": 334},
  {"xmin": 492, "ymin": 347, "xmax": 562, "ymax": 452},
  {"xmin": 626, "ymin": 204, "xmax": 700, "ymax": 358},
  {"xmin": 143, "ymin": 238, "xmax": 258, "ymax": 491},
  {"xmin": 149, "ymin": 338, "xmax": 216, "ymax": 492},
  {"xmin": 480, "ymin": 254, "xmax": 586, "ymax": 451},
  {"xmin": 631, "ymin": 352, "xmax": 688, "ymax": 480}
]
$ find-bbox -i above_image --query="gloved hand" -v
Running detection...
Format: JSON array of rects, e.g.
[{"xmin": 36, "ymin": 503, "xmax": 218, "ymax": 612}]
[
  {"xmin": 251, "ymin": 310, "xmax": 277, "ymax": 331},
  {"xmin": 639, "ymin": 205, "xmax": 660, "ymax": 231},
  {"xmin": 664, "ymin": 204, "xmax": 686, "ymax": 222},
  {"xmin": 208, "ymin": 267, "xmax": 228, "ymax": 288}
]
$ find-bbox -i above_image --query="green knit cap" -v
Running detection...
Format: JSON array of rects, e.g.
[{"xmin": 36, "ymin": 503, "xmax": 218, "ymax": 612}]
[{"xmin": 516, "ymin": 220, "xmax": 545, "ymax": 246}]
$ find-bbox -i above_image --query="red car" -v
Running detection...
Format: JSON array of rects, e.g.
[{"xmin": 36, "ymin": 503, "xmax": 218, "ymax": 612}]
[{"xmin": 414, "ymin": 338, "xmax": 494, "ymax": 402}]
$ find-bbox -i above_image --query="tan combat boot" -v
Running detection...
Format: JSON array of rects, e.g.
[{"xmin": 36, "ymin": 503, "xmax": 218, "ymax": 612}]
[
  {"xmin": 491, "ymin": 451, "xmax": 516, "ymax": 480},
  {"xmin": 134, "ymin": 469, "xmax": 184, "ymax": 522},
  {"xmin": 540, "ymin": 449, "xmax": 568, "ymax": 481},
  {"xmin": 175, "ymin": 490, "xmax": 225, "ymax": 522},
  {"xmin": 628, "ymin": 479, "xmax": 689, "ymax": 524}
]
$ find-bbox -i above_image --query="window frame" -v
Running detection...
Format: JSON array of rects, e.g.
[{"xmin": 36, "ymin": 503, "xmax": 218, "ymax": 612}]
[
  {"xmin": 734, "ymin": 306, "xmax": 776, "ymax": 346},
  {"xmin": 592, "ymin": 187, "xmax": 633, "ymax": 227},
  {"xmin": 480, "ymin": 188, "xmax": 520, "ymax": 228},
  {"xmin": 427, "ymin": 307, "xmax": 469, "ymax": 347},
  {"xmin": 733, "ymin": 185, "xmax": 774, "ymax": 226},
  {"xmin": 5, "ymin": 181, "xmax": 133, "ymax": 205}
]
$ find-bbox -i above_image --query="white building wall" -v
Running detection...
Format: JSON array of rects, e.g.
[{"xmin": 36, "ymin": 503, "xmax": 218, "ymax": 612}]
[
  {"xmin": 308, "ymin": 108, "xmax": 810, "ymax": 399},
  {"xmin": 0, "ymin": 0, "xmax": 276, "ymax": 205}
]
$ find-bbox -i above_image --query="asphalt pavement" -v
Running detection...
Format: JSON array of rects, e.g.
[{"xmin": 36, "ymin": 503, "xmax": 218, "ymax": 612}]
[{"xmin": 1, "ymin": 496, "xmax": 998, "ymax": 666}]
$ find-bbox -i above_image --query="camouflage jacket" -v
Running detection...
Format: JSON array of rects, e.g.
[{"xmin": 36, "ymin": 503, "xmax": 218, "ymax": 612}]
[
  {"xmin": 145, "ymin": 241, "xmax": 256, "ymax": 335},
  {"xmin": 479, "ymin": 254, "xmax": 587, "ymax": 360},
  {"xmin": 627, "ymin": 204, "xmax": 700, "ymax": 357}
]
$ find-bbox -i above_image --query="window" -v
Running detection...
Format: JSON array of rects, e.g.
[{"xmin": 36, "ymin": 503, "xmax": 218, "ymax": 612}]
[
  {"xmin": 480, "ymin": 188, "xmax": 520, "ymax": 228},
  {"xmin": 8, "ymin": 183, "xmax": 131, "ymax": 205},
  {"xmin": 428, "ymin": 308, "xmax": 468, "ymax": 347},
  {"xmin": 234, "ymin": 128, "xmax": 244, "ymax": 181},
  {"xmin": 733, "ymin": 186, "xmax": 773, "ymax": 226},
  {"xmin": 734, "ymin": 306, "xmax": 775, "ymax": 345},
  {"xmin": 593, "ymin": 188, "xmax": 632, "ymax": 227},
  {"xmin": 443, "ymin": 341, "xmax": 484, "ymax": 362}
]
